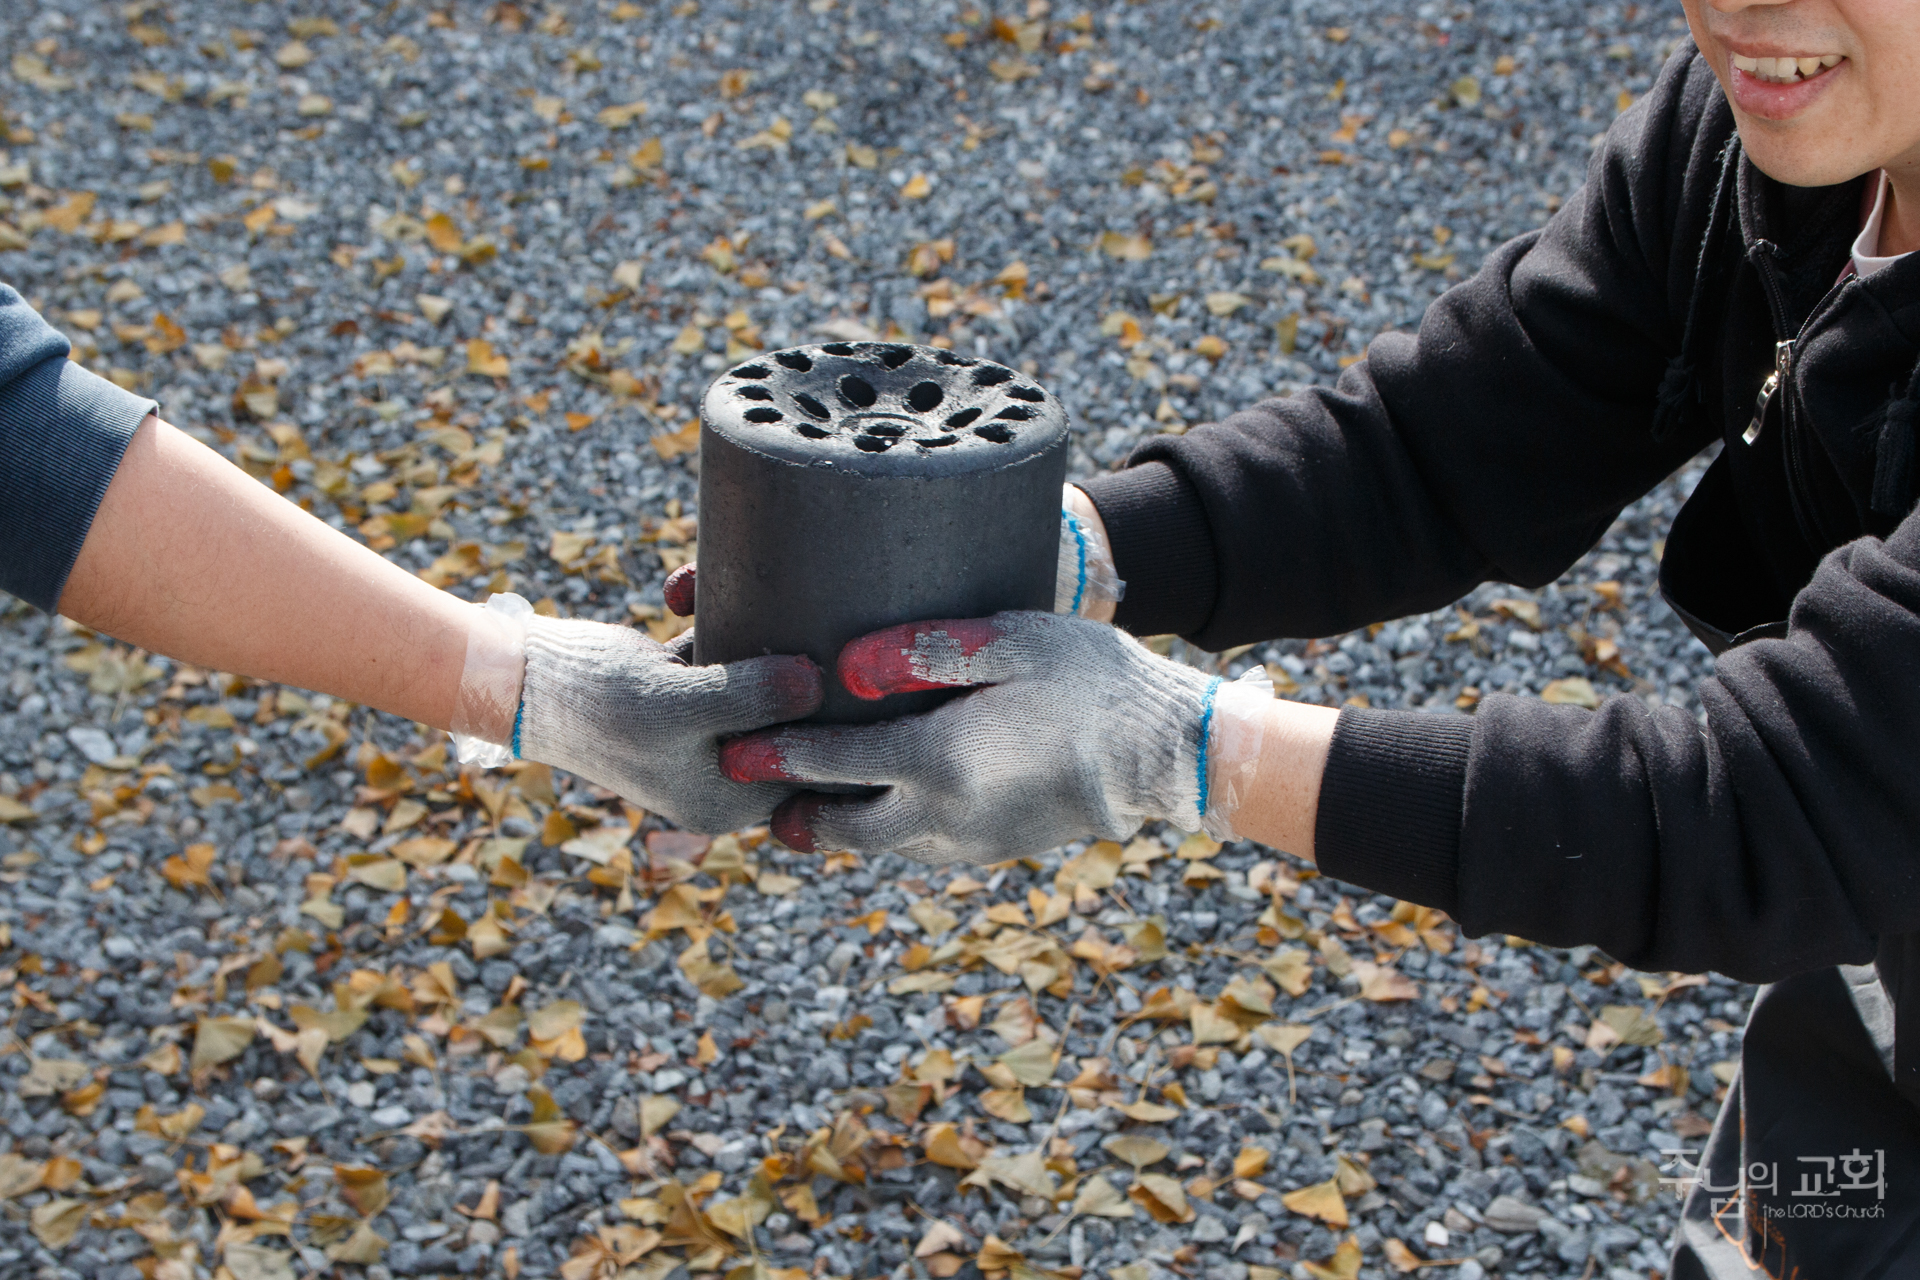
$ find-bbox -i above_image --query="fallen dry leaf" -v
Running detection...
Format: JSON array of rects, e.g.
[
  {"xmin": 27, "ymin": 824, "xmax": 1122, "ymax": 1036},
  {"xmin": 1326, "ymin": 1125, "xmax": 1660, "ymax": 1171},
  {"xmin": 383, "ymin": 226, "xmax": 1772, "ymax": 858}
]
[
  {"xmin": 915, "ymin": 1220, "xmax": 966, "ymax": 1258},
  {"xmin": 922, "ymin": 1122, "xmax": 986, "ymax": 1171},
  {"xmin": 1382, "ymin": 1237, "xmax": 1425, "ymax": 1274},
  {"xmin": 1103, "ymin": 1135, "xmax": 1169, "ymax": 1170},
  {"xmin": 30, "ymin": 1197, "xmax": 87, "ymax": 1248},
  {"xmin": 524, "ymin": 1086, "xmax": 577, "ymax": 1154},
  {"xmin": 1262, "ymin": 947, "xmax": 1313, "ymax": 996},
  {"xmin": 1281, "ymin": 1176, "xmax": 1348, "ymax": 1228},
  {"xmin": 1129, "ymin": 1173, "xmax": 1194, "ymax": 1223},
  {"xmin": 191, "ymin": 1016, "xmax": 256, "ymax": 1070},
  {"xmin": 1354, "ymin": 961, "xmax": 1420, "ymax": 1002},
  {"xmin": 0, "ymin": 1154, "xmax": 44, "ymax": 1198},
  {"xmin": 1072, "ymin": 1174, "xmax": 1135, "ymax": 1219},
  {"xmin": 1599, "ymin": 1003, "xmax": 1664, "ymax": 1047},
  {"xmin": 1303, "ymin": 1236, "xmax": 1364, "ymax": 1280},
  {"xmin": 1115, "ymin": 1098, "xmax": 1181, "ymax": 1123}
]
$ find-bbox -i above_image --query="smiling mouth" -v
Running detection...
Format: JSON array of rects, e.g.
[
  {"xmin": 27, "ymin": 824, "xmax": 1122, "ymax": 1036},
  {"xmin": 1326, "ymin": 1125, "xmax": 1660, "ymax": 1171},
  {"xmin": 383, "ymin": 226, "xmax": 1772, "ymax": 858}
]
[{"xmin": 1729, "ymin": 52, "xmax": 1845, "ymax": 85}]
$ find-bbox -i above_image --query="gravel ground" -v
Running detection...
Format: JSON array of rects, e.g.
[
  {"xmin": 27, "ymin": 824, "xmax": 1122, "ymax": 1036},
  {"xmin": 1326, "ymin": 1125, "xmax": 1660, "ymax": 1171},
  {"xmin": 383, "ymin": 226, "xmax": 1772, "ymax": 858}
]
[{"xmin": 0, "ymin": 3, "xmax": 1750, "ymax": 1279}]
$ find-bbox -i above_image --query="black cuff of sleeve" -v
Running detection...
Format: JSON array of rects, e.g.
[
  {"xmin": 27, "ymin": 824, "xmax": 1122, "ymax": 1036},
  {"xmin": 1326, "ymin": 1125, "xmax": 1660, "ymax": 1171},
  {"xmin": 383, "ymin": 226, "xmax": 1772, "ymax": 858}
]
[
  {"xmin": 0, "ymin": 359, "xmax": 154, "ymax": 613},
  {"xmin": 1076, "ymin": 461, "xmax": 1219, "ymax": 641},
  {"xmin": 1314, "ymin": 707, "xmax": 1473, "ymax": 913}
]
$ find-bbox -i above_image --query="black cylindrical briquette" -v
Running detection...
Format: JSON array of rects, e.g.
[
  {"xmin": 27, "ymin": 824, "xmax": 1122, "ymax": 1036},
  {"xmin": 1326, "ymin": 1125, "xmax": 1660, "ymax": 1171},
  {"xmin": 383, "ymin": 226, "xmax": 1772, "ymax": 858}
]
[{"xmin": 694, "ymin": 342, "xmax": 1070, "ymax": 723}]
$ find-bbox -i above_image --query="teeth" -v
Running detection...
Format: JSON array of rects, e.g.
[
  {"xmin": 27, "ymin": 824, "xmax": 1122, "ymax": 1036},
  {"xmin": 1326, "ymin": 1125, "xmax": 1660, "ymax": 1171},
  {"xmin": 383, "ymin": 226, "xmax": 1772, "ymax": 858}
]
[{"xmin": 1728, "ymin": 50, "xmax": 1845, "ymax": 83}]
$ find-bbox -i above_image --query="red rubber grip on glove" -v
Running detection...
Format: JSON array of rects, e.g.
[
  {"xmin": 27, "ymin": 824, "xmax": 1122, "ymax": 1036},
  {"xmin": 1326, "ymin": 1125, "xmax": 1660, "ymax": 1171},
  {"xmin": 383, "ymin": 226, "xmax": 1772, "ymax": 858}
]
[
  {"xmin": 663, "ymin": 564, "xmax": 698, "ymax": 617},
  {"xmin": 719, "ymin": 734, "xmax": 793, "ymax": 783},
  {"xmin": 771, "ymin": 793, "xmax": 829, "ymax": 853},
  {"xmin": 838, "ymin": 617, "xmax": 1003, "ymax": 700}
]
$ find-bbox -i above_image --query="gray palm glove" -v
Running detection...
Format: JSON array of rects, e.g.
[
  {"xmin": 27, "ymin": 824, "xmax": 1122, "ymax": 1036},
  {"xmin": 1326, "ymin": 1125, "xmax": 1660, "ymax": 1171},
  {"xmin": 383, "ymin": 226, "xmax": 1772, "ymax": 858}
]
[
  {"xmin": 720, "ymin": 610, "xmax": 1269, "ymax": 864},
  {"xmin": 450, "ymin": 593, "xmax": 821, "ymax": 834}
]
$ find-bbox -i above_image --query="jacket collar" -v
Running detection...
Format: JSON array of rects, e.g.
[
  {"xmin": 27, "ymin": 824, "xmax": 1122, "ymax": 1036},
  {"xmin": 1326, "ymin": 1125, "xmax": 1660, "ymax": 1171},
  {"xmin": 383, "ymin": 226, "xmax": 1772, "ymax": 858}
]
[{"xmin": 1733, "ymin": 156, "xmax": 1864, "ymax": 330}]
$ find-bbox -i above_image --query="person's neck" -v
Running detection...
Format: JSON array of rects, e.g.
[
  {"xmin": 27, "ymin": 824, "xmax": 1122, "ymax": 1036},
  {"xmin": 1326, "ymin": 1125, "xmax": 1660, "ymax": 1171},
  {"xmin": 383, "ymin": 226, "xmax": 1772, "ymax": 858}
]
[{"xmin": 1881, "ymin": 165, "xmax": 1920, "ymax": 258}]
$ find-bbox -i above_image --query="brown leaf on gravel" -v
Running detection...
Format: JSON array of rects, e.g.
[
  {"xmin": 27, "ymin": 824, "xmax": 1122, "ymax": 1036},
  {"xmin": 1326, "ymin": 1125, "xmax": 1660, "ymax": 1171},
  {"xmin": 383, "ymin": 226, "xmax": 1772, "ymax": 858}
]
[
  {"xmin": 922, "ymin": 1122, "xmax": 985, "ymax": 1170},
  {"xmin": 525, "ymin": 1086, "xmax": 578, "ymax": 1154},
  {"xmin": 29, "ymin": 1197, "xmax": 87, "ymax": 1248},
  {"xmin": 1129, "ymin": 1173, "xmax": 1194, "ymax": 1223},
  {"xmin": 190, "ymin": 1016, "xmax": 256, "ymax": 1070},
  {"xmin": 679, "ymin": 937, "xmax": 744, "ymax": 998},
  {"xmin": 1103, "ymin": 1135, "xmax": 1169, "ymax": 1170},
  {"xmin": 1354, "ymin": 960, "xmax": 1418, "ymax": 1002},
  {"xmin": 336, "ymin": 1165, "xmax": 391, "ymax": 1217},
  {"xmin": 1303, "ymin": 1236, "xmax": 1364, "ymax": 1280},
  {"xmin": 1382, "ymin": 1237, "xmax": 1426, "ymax": 1273},
  {"xmin": 0, "ymin": 1154, "xmax": 44, "ymax": 1198},
  {"xmin": 1262, "ymin": 947, "xmax": 1313, "ymax": 996},
  {"xmin": 1281, "ymin": 1176, "xmax": 1348, "ymax": 1227},
  {"xmin": 326, "ymin": 1221, "xmax": 388, "ymax": 1264}
]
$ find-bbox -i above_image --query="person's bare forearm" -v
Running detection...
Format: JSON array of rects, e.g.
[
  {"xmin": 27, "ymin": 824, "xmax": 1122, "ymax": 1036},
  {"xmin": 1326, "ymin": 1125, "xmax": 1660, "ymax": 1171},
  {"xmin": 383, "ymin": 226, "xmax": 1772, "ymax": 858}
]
[
  {"xmin": 1227, "ymin": 698, "xmax": 1338, "ymax": 863},
  {"xmin": 59, "ymin": 415, "xmax": 484, "ymax": 734}
]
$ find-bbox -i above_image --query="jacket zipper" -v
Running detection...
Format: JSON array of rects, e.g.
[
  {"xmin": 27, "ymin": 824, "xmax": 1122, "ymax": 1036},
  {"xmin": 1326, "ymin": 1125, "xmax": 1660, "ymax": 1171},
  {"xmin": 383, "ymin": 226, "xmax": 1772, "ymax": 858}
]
[
  {"xmin": 1742, "ymin": 338, "xmax": 1793, "ymax": 445},
  {"xmin": 1745, "ymin": 243, "xmax": 1854, "ymax": 546}
]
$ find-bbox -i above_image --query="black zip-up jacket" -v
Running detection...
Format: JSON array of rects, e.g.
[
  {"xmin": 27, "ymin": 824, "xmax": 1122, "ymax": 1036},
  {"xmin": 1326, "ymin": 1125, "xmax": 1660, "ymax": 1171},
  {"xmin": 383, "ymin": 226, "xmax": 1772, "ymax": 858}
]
[{"xmin": 1081, "ymin": 48, "xmax": 1920, "ymax": 1107}]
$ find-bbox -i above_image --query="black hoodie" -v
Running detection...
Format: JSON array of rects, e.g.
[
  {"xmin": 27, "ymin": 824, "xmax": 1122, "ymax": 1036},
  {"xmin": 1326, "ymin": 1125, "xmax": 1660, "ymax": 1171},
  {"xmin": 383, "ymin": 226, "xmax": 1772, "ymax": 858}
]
[{"xmin": 1082, "ymin": 49, "xmax": 1920, "ymax": 1102}]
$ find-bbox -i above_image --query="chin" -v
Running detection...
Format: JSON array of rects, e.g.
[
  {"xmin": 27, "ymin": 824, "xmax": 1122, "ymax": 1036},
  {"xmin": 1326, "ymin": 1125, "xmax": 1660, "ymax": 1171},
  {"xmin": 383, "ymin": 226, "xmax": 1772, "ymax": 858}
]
[{"xmin": 1732, "ymin": 128, "xmax": 1874, "ymax": 190}]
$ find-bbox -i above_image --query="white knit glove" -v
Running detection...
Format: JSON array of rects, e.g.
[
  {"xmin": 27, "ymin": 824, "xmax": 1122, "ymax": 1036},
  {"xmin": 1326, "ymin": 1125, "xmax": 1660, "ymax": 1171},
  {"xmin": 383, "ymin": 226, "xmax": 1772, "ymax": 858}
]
[
  {"xmin": 1054, "ymin": 486, "xmax": 1126, "ymax": 617},
  {"xmin": 719, "ymin": 610, "xmax": 1271, "ymax": 864},
  {"xmin": 449, "ymin": 594, "xmax": 822, "ymax": 834}
]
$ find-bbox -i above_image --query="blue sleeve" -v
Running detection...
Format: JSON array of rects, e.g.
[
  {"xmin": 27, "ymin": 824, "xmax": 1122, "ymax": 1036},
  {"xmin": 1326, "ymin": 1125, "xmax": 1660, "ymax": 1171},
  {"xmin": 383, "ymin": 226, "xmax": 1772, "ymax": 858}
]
[{"xmin": 0, "ymin": 284, "xmax": 157, "ymax": 613}]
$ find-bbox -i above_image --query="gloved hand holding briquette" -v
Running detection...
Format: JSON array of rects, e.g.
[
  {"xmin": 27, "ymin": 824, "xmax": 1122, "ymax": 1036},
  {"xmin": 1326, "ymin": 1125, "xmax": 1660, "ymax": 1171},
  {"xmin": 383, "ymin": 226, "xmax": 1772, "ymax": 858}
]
[
  {"xmin": 716, "ymin": 609, "xmax": 1280, "ymax": 864},
  {"xmin": 449, "ymin": 592, "xmax": 822, "ymax": 835}
]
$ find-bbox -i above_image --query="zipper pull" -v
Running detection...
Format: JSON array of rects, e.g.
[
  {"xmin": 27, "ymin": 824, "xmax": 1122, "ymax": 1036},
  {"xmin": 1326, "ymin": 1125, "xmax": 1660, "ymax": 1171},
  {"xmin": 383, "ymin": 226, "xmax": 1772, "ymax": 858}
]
[{"xmin": 1743, "ymin": 340, "xmax": 1795, "ymax": 445}]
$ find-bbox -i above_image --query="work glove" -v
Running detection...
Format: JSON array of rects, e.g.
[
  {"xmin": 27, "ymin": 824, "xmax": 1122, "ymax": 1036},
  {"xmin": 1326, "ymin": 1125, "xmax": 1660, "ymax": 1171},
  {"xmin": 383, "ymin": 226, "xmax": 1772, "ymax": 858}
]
[
  {"xmin": 655, "ymin": 483, "xmax": 1124, "ymax": 625},
  {"xmin": 718, "ymin": 610, "xmax": 1271, "ymax": 865},
  {"xmin": 449, "ymin": 593, "xmax": 822, "ymax": 834}
]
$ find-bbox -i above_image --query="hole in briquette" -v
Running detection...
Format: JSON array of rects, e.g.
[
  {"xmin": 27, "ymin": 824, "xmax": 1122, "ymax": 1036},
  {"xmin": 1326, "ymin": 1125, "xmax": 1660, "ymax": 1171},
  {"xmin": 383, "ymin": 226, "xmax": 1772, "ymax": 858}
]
[{"xmin": 838, "ymin": 375, "xmax": 878, "ymax": 408}]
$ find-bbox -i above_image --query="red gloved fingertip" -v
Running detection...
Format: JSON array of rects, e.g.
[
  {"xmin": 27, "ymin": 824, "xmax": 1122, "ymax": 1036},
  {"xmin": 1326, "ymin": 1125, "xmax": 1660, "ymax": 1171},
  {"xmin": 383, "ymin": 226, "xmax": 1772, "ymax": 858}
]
[
  {"xmin": 719, "ymin": 734, "xmax": 793, "ymax": 783},
  {"xmin": 770, "ymin": 793, "xmax": 828, "ymax": 853},
  {"xmin": 767, "ymin": 654, "xmax": 825, "ymax": 715},
  {"xmin": 838, "ymin": 617, "xmax": 1002, "ymax": 700},
  {"xmin": 663, "ymin": 564, "xmax": 698, "ymax": 617}
]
